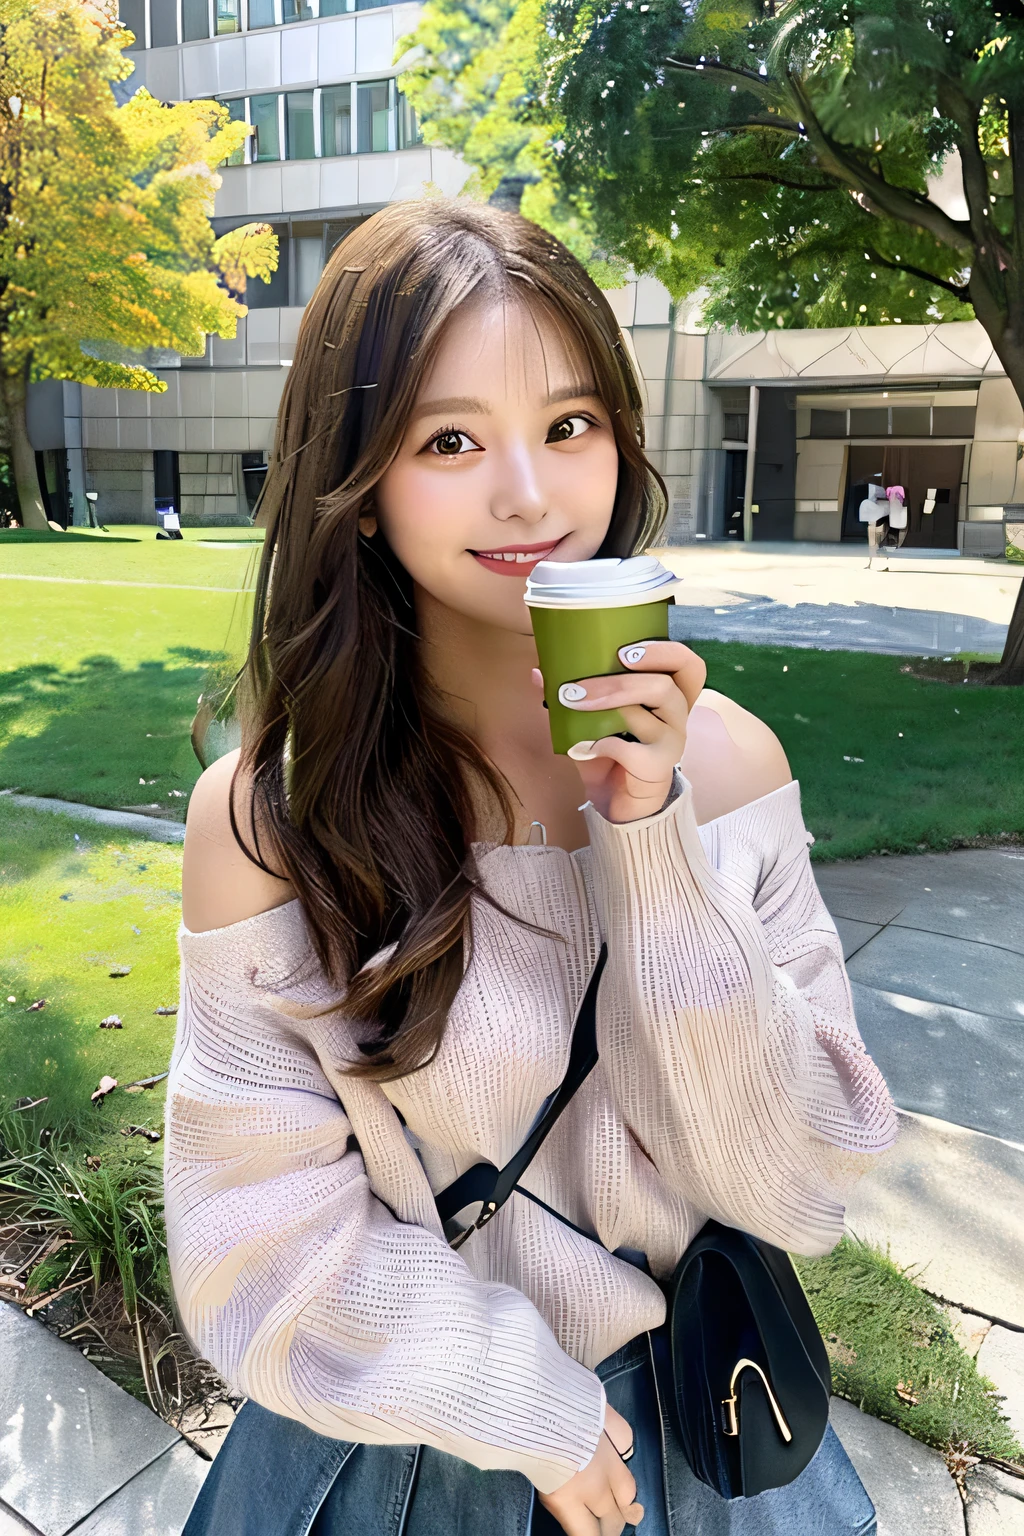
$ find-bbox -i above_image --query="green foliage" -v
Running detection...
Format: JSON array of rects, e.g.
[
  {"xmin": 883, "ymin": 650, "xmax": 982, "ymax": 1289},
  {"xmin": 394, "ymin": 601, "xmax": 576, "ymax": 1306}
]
[
  {"xmin": 401, "ymin": 0, "xmax": 630, "ymax": 285},
  {"xmin": 0, "ymin": 1104, "xmax": 168, "ymax": 1322},
  {"xmin": 0, "ymin": 0, "xmax": 277, "ymax": 392},
  {"xmin": 409, "ymin": 0, "xmax": 1024, "ymax": 373},
  {"xmin": 795, "ymin": 1237, "xmax": 1023, "ymax": 1465}
]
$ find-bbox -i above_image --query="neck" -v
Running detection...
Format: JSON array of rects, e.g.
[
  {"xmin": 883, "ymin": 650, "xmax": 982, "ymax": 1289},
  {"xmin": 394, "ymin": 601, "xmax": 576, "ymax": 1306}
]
[{"xmin": 415, "ymin": 585, "xmax": 547, "ymax": 760}]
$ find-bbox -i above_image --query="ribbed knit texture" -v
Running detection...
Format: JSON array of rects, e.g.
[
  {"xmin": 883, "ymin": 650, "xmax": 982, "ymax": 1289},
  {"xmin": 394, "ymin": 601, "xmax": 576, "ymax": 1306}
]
[{"xmin": 164, "ymin": 775, "xmax": 896, "ymax": 1494}]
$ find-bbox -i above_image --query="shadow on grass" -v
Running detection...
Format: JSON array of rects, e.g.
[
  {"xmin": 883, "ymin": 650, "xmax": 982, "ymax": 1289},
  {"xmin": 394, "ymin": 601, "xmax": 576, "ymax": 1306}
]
[{"xmin": 0, "ymin": 651, "xmax": 228, "ymax": 813}]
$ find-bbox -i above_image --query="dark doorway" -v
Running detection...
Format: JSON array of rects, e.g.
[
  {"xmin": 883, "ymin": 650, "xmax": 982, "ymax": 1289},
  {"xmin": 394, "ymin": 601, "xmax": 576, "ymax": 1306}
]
[
  {"xmin": 841, "ymin": 444, "xmax": 964, "ymax": 549},
  {"xmin": 750, "ymin": 388, "xmax": 797, "ymax": 539},
  {"xmin": 724, "ymin": 450, "xmax": 746, "ymax": 538},
  {"xmin": 37, "ymin": 450, "xmax": 71, "ymax": 528},
  {"xmin": 153, "ymin": 450, "xmax": 180, "ymax": 522}
]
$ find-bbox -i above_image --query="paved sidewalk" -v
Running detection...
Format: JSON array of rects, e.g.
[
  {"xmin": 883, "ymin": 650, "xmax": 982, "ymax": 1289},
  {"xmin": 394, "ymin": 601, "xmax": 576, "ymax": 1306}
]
[{"xmin": 659, "ymin": 541, "xmax": 1021, "ymax": 656}]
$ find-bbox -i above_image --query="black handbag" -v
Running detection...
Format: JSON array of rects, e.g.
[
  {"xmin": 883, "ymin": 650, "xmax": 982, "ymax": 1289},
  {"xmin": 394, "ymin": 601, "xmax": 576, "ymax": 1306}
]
[{"xmin": 434, "ymin": 943, "xmax": 832, "ymax": 1499}]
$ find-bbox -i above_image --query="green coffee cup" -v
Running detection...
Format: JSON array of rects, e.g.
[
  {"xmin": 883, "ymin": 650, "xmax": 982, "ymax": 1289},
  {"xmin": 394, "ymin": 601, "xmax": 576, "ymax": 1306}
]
[{"xmin": 524, "ymin": 556, "xmax": 681, "ymax": 755}]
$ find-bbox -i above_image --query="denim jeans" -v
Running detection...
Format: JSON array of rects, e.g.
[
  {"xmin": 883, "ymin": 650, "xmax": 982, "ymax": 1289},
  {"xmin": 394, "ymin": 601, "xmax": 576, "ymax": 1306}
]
[{"xmin": 182, "ymin": 1326, "xmax": 876, "ymax": 1536}]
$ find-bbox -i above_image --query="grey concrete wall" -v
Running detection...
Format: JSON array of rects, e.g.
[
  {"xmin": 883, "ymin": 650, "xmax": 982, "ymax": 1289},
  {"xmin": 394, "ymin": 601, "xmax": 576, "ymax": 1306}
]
[{"xmin": 85, "ymin": 449, "xmax": 155, "ymax": 525}]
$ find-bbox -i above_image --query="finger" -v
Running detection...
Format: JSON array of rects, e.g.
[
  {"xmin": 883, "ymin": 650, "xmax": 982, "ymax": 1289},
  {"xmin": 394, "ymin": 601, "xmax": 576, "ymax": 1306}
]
[
  {"xmin": 616, "ymin": 639, "xmax": 706, "ymax": 711},
  {"xmin": 531, "ymin": 667, "xmax": 545, "ymax": 691},
  {"xmin": 558, "ymin": 672, "xmax": 687, "ymax": 735},
  {"xmin": 567, "ymin": 735, "xmax": 668, "ymax": 781}
]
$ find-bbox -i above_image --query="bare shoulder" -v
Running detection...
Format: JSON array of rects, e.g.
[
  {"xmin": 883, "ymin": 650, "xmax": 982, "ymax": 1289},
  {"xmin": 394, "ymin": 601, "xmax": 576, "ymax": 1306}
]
[
  {"xmin": 682, "ymin": 688, "xmax": 793, "ymax": 826},
  {"xmin": 183, "ymin": 748, "xmax": 295, "ymax": 934}
]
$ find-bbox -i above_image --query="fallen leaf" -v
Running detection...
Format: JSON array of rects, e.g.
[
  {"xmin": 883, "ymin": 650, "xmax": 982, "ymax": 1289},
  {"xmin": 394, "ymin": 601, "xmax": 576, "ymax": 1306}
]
[
  {"xmin": 90, "ymin": 1075, "xmax": 118, "ymax": 1103},
  {"xmin": 109, "ymin": 965, "xmax": 131, "ymax": 978},
  {"xmin": 895, "ymin": 1381, "xmax": 920, "ymax": 1406},
  {"xmin": 85, "ymin": 1155, "xmax": 102, "ymax": 1171},
  {"xmin": 99, "ymin": 1015, "xmax": 122, "ymax": 1030},
  {"xmin": 121, "ymin": 1124, "xmax": 162, "ymax": 1142},
  {"xmin": 26, "ymin": 998, "xmax": 47, "ymax": 1012}
]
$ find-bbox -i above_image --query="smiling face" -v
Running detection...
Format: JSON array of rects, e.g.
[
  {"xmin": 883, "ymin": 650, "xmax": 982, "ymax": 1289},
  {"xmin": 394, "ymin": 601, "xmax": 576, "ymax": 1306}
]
[{"xmin": 372, "ymin": 291, "xmax": 620, "ymax": 637}]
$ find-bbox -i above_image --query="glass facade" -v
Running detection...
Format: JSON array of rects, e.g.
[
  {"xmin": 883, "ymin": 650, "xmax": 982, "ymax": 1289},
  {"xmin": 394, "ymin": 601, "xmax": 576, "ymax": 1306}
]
[
  {"xmin": 182, "ymin": 0, "xmax": 210, "ymax": 41},
  {"xmin": 286, "ymin": 91, "xmax": 316, "ymax": 159},
  {"xmin": 149, "ymin": 0, "xmax": 178, "ymax": 46},
  {"xmin": 357, "ymin": 79, "xmax": 391, "ymax": 154},
  {"xmin": 250, "ymin": 94, "xmax": 281, "ymax": 161},
  {"xmin": 118, "ymin": 0, "xmax": 147, "ymax": 46},
  {"xmin": 218, "ymin": 82, "xmax": 416, "ymax": 161},
  {"xmin": 246, "ymin": 0, "xmax": 276, "ymax": 27},
  {"xmin": 138, "ymin": 0, "xmax": 392, "ymax": 44},
  {"xmin": 215, "ymin": 0, "xmax": 241, "ymax": 32},
  {"xmin": 320, "ymin": 85, "xmax": 352, "ymax": 156},
  {"xmin": 223, "ymin": 97, "xmax": 247, "ymax": 166}
]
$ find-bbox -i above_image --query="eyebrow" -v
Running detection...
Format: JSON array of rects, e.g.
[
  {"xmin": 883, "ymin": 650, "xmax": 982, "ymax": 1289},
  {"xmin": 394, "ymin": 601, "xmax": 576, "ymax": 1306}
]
[{"xmin": 410, "ymin": 384, "xmax": 599, "ymax": 423}]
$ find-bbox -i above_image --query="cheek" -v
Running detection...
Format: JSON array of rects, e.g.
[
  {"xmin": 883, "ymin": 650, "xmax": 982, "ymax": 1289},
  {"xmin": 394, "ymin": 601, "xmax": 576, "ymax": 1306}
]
[{"xmin": 374, "ymin": 460, "xmax": 472, "ymax": 576}]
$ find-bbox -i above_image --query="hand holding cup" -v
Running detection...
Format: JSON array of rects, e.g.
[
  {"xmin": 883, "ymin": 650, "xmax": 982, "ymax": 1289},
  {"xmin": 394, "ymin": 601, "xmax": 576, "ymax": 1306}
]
[{"xmin": 532, "ymin": 639, "xmax": 706, "ymax": 823}]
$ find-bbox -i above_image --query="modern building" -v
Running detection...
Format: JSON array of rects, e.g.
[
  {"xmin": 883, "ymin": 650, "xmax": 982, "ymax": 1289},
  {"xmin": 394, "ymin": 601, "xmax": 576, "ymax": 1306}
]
[{"xmin": 26, "ymin": 0, "xmax": 1024, "ymax": 553}]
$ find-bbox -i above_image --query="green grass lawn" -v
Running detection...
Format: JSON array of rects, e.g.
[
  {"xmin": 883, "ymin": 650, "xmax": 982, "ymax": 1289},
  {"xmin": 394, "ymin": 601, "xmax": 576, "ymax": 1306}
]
[
  {"xmin": 0, "ymin": 799, "xmax": 180, "ymax": 1158},
  {"xmin": 1, "ymin": 534, "xmax": 255, "ymax": 816},
  {"xmin": 699, "ymin": 642, "xmax": 1023, "ymax": 860}
]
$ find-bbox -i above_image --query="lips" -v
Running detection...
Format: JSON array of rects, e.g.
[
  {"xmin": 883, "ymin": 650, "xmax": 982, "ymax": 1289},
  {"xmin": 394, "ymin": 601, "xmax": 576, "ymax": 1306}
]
[{"xmin": 470, "ymin": 540, "xmax": 562, "ymax": 576}]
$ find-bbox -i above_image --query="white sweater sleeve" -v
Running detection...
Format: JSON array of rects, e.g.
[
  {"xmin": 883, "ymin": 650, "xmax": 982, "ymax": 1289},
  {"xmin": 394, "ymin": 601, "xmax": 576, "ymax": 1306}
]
[
  {"xmin": 583, "ymin": 775, "xmax": 897, "ymax": 1259},
  {"xmin": 163, "ymin": 921, "xmax": 606, "ymax": 1495}
]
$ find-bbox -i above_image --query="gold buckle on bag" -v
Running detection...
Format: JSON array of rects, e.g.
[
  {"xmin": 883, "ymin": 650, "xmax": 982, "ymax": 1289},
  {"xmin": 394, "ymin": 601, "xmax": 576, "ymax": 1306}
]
[{"xmin": 721, "ymin": 1359, "xmax": 793, "ymax": 1442}]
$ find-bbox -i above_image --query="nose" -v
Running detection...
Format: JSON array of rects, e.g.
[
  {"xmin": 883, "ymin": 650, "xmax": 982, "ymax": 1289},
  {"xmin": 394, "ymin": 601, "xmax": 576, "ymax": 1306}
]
[{"xmin": 489, "ymin": 437, "xmax": 548, "ymax": 526}]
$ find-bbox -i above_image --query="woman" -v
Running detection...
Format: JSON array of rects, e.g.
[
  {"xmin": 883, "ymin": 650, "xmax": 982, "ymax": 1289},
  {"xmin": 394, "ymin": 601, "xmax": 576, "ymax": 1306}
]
[{"xmin": 168, "ymin": 199, "xmax": 896, "ymax": 1536}]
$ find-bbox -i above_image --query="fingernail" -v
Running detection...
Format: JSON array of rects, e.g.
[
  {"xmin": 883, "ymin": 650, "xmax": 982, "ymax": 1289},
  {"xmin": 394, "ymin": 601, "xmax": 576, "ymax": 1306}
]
[
  {"xmin": 619, "ymin": 644, "xmax": 646, "ymax": 665},
  {"xmin": 567, "ymin": 740, "xmax": 598, "ymax": 760},
  {"xmin": 558, "ymin": 682, "xmax": 588, "ymax": 705}
]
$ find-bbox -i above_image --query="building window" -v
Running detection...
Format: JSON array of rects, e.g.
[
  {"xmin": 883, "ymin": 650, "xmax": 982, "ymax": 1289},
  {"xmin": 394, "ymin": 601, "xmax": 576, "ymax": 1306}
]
[
  {"xmin": 357, "ymin": 79, "xmax": 392, "ymax": 154},
  {"xmin": 320, "ymin": 84, "xmax": 352, "ymax": 157},
  {"xmin": 932, "ymin": 405, "xmax": 976, "ymax": 437},
  {"xmin": 282, "ymin": 0, "xmax": 315, "ymax": 19},
  {"xmin": 293, "ymin": 224, "xmax": 325, "ymax": 304},
  {"xmin": 182, "ymin": 0, "xmax": 211, "ymax": 41},
  {"xmin": 809, "ymin": 409, "xmax": 848, "ymax": 438},
  {"xmin": 222, "ymin": 98, "xmax": 247, "ymax": 166},
  {"xmin": 216, "ymin": 0, "xmax": 241, "ymax": 33},
  {"xmin": 245, "ymin": 227, "xmax": 290, "ymax": 307},
  {"xmin": 247, "ymin": 0, "xmax": 277, "ymax": 28},
  {"xmin": 286, "ymin": 91, "xmax": 316, "ymax": 159},
  {"xmin": 397, "ymin": 89, "xmax": 422, "ymax": 150},
  {"xmin": 118, "ymin": 0, "xmax": 147, "ymax": 47},
  {"xmin": 250, "ymin": 93, "xmax": 282, "ymax": 161},
  {"xmin": 150, "ymin": 0, "xmax": 178, "ymax": 47}
]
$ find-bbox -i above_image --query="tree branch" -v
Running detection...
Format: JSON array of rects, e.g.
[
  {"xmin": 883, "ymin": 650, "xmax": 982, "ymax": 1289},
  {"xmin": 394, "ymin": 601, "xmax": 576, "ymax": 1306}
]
[
  {"xmin": 785, "ymin": 72, "xmax": 975, "ymax": 258},
  {"xmin": 862, "ymin": 245, "xmax": 970, "ymax": 300},
  {"xmin": 714, "ymin": 171, "xmax": 837, "ymax": 193},
  {"xmin": 664, "ymin": 56, "xmax": 775, "ymax": 93}
]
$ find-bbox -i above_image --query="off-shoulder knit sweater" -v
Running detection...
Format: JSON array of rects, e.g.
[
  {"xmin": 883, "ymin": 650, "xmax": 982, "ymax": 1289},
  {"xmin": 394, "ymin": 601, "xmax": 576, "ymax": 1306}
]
[{"xmin": 164, "ymin": 774, "xmax": 897, "ymax": 1497}]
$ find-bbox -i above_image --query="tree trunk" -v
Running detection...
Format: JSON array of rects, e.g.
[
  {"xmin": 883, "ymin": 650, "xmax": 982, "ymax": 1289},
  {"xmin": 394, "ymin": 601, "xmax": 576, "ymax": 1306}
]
[
  {"xmin": 989, "ymin": 573, "xmax": 1024, "ymax": 686},
  {"xmin": 1, "ymin": 366, "xmax": 48, "ymax": 530},
  {"xmin": 965, "ymin": 284, "xmax": 1024, "ymax": 683}
]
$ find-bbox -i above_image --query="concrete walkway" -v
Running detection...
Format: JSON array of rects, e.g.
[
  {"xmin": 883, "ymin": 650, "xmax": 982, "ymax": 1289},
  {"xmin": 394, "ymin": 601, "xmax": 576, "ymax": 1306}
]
[
  {"xmin": 660, "ymin": 541, "xmax": 1022, "ymax": 656},
  {"xmin": 1, "ymin": 838, "xmax": 1021, "ymax": 1533}
]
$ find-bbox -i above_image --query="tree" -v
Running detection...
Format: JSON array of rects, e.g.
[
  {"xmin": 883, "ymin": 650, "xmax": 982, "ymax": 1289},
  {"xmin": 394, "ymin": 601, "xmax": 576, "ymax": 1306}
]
[
  {"xmin": 400, "ymin": 0, "xmax": 629, "ymax": 285},
  {"xmin": 409, "ymin": 0, "xmax": 1024, "ymax": 681},
  {"xmin": 0, "ymin": 0, "xmax": 277, "ymax": 529}
]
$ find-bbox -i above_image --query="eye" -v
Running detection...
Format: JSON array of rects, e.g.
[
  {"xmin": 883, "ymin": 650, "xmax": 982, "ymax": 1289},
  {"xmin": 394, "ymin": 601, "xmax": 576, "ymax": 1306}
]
[
  {"xmin": 547, "ymin": 414, "xmax": 595, "ymax": 443},
  {"xmin": 426, "ymin": 427, "xmax": 479, "ymax": 457}
]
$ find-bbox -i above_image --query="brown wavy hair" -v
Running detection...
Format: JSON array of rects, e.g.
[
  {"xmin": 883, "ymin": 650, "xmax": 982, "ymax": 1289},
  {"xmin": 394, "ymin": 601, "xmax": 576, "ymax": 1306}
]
[{"xmin": 234, "ymin": 197, "xmax": 667, "ymax": 1081}]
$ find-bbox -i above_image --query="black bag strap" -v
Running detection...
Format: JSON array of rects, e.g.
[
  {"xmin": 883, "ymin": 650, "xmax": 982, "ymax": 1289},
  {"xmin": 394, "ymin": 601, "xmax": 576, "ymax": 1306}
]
[{"xmin": 435, "ymin": 943, "xmax": 608, "ymax": 1248}]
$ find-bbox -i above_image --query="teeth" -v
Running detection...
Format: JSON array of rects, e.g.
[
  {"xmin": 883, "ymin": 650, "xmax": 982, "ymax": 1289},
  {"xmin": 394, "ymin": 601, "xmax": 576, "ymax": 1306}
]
[{"xmin": 480, "ymin": 548, "xmax": 554, "ymax": 562}]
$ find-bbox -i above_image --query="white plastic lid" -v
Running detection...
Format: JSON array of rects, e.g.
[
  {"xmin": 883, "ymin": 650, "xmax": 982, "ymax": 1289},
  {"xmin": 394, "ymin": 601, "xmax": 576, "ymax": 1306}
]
[{"xmin": 524, "ymin": 555, "xmax": 680, "ymax": 608}]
